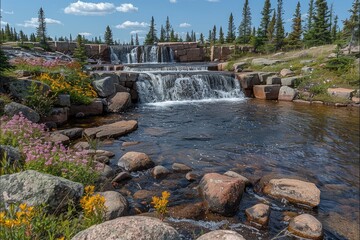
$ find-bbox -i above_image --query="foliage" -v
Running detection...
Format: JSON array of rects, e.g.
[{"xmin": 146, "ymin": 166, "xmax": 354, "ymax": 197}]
[
  {"xmin": 23, "ymin": 82, "xmax": 56, "ymax": 117},
  {"xmin": 325, "ymin": 56, "xmax": 354, "ymax": 72},
  {"xmin": 80, "ymin": 186, "xmax": 107, "ymax": 227},
  {"xmin": 275, "ymin": 0, "xmax": 285, "ymax": 50},
  {"xmin": 226, "ymin": 13, "xmax": 236, "ymax": 43},
  {"xmin": 238, "ymin": 0, "xmax": 252, "ymax": 44},
  {"xmin": 144, "ymin": 16, "xmax": 158, "ymax": 45},
  {"xmin": 104, "ymin": 26, "xmax": 113, "ymax": 45},
  {"xmin": 0, "ymin": 152, "xmax": 23, "ymax": 175},
  {"xmin": 0, "ymin": 49, "xmax": 12, "ymax": 74},
  {"xmin": 73, "ymin": 35, "xmax": 87, "ymax": 67},
  {"xmin": 151, "ymin": 191, "xmax": 170, "ymax": 221},
  {"xmin": 36, "ymin": 7, "xmax": 49, "ymax": 50},
  {"xmin": 287, "ymin": 2, "xmax": 302, "ymax": 49}
]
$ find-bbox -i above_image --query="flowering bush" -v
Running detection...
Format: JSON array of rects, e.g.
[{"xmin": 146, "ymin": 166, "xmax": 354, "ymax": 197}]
[
  {"xmin": 151, "ymin": 191, "xmax": 170, "ymax": 221},
  {"xmin": 80, "ymin": 185, "xmax": 107, "ymax": 227}
]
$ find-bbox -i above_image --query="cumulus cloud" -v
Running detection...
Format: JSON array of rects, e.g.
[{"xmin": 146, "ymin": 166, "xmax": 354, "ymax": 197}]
[
  {"xmin": 78, "ymin": 32, "xmax": 92, "ymax": 36},
  {"xmin": 64, "ymin": 1, "xmax": 115, "ymax": 16},
  {"xmin": 1, "ymin": 20, "xmax": 8, "ymax": 25},
  {"xmin": 116, "ymin": 3, "xmax": 138, "ymax": 12},
  {"xmin": 169, "ymin": 0, "xmax": 177, "ymax": 3},
  {"xmin": 18, "ymin": 17, "xmax": 62, "ymax": 28},
  {"xmin": 130, "ymin": 30, "xmax": 145, "ymax": 34},
  {"xmin": 179, "ymin": 22, "xmax": 191, "ymax": 28},
  {"xmin": 1, "ymin": 9, "xmax": 14, "ymax": 14},
  {"xmin": 116, "ymin": 21, "xmax": 149, "ymax": 29}
]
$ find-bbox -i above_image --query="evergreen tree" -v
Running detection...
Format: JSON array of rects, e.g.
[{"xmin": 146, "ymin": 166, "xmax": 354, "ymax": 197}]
[
  {"xmin": 144, "ymin": 16, "xmax": 158, "ymax": 45},
  {"xmin": 306, "ymin": 0, "xmax": 315, "ymax": 31},
  {"xmin": 191, "ymin": 30, "xmax": 196, "ymax": 42},
  {"xmin": 165, "ymin": 16, "xmax": 171, "ymax": 41},
  {"xmin": 135, "ymin": 33, "xmax": 140, "ymax": 45},
  {"xmin": 199, "ymin": 33, "xmax": 205, "ymax": 45},
  {"xmin": 226, "ymin": 13, "xmax": 236, "ymax": 43},
  {"xmin": 238, "ymin": 0, "xmax": 252, "ymax": 44},
  {"xmin": 287, "ymin": 1, "xmax": 302, "ymax": 49},
  {"xmin": 0, "ymin": 48, "xmax": 11, "ymax": 75},
  {"xmin": 186, "ymin": 32, "xmax": 191, "ymax": 42},
  {"xmin": 5, "ymin": 24, "xmax": 11, "ymax": 41},
  {"xmin": 311, "ymin": 0, "xmax": 331, "ymax": 46},
  {"xmin": 274, "ymin": 0, "xmax": 285, "ymax": 50},
  {"xmin": 219, "ymin": 27, "xmax": 225, "ymax": 44},
  {"xmin": 260, "ymin": 0, "xmax": 272, "ymax": 39},
  {"xmin": 19, "ymin": 30, "xmax": 26, "ymax": 44},
  {"xmin": 104, "ymin": 25, "xmax": 113, "ymax": 45},
  {"xmin": 170, "ymin": 29, "xmax": 176, "ymax": 42},
  {"xmin": 37, "ymin": 7, "xmax": 48, "ymax": 48},
  {"xmin": 160, "ymin": 25, "xmax": 166, "ymax": 42},
  {"xmin": 130, "ymin": 35, "xmax": 134, "ymax": 45},
  {"xmin": 30, "ymin": 33, "xmax": 37, "ymax": 42},
  {"xmin": 212, "ymin": 25, "xmax": 217, "ymax": 43},
  {"xmin": 343, "ymin": 0, "xmax": 360, "ymax": 51},
  {"xmin": 208, "ymin": 30, "xmax": 212, "ymax": 43},
  {"xmin": 332, "ymin": 15, "xmax": 339, "ymax": 42},
  {"xmin": 73, "ymin": 34, "xmax": 87, "ymax": 67},
  {"xmin": 70, "ymin": 34, "xmax": 73, "ymax": 42}
]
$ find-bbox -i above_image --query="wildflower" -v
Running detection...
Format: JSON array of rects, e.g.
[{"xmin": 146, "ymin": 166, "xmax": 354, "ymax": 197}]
[{"xmin": 151, "ymin": 191, "xmax": 170, "ymax": 220}]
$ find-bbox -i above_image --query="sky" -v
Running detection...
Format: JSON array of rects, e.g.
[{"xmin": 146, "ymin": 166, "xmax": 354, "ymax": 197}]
[{"xmin": 0, "ymin": 0, "xmax": 355, "ymax": 44}]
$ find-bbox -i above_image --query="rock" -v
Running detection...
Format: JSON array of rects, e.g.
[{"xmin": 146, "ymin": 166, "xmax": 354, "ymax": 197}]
[
  {"xmin": 84, "ymin": 120, "xmax": 137, "ymax": 139},
  {"xmin": 122, "ymin": 141, "xmax": 140, "ymax": 147},
  {"xmin": 278, "ymin": 86, "xmax": 297, "ymax": 101},
  {"xmin": 133, "ymin": 190, "xmax": 154, "ymax": 200},
  {"xmin": 97, "ymin": 163, "xmax": 115, "ymax": 179},
  {"xmin": 300, "ymin": 59, "xmax": 314, "ymax": 64},
  {"xmin": 9, "ymin": 79, "xmax": 50, "ymax": 100},
  {"xmin": 73, "ymin": 141, "xmax": 90, "ymax": 150},
  {"xmin": 281, "ymin": 76, "xmax": 301, "ymax": 87},
  {"xmin": 273, "ymin": 52, "xmax": 285, "ymax": 57},
  {"xmin": 172, "ymin": 162, "xmax": 192, "ymax": 172},
  {"xmin": 312, "ymin": 100, "xmax": 324, "ymax": 105},
  {"xmin": 245, "ymin": 203, "xmax": 270, "ymax": 227},
  {"xmin": 328, "ymin": 53, "xmax": 337, "ymax": 58},
  {"xmin": 288, "ymin": 214, "xmax": 323, "ymax": 240},
  {"xmin": 0, "ymin": 145, "xmax": 21, "ymax": 165},
  {"xmin": 253, "ymin": 85, "xmax": 281, "ymax": 100},
  {"xmin": 324, "ymin": 212, "xmax": 360, "ymax": 240},
  {"xmin": 87, "ymin": 149, "xmax": 115, "ymax": 158},
  {"xmin": 56, "ymin": 94, "xmax": 71, "ymax": 107},
  {"xmin": 107, "ymin": 92, "xmax": 131, "ymax": 113},
  {"xmin": 302, "ymin": 66, "xmax": 313, "ymax": 74},
  {"xmin": 169, "ymin": 202, "xmax": 204, "ymax": 220},
  {"xmin": 233, "ymin": 62, "xmax": 248, "ymax": 72},
  {"xmin": 115, "ymin": 84, "xmax": 130, "ymax": 93},
  {"xmin": 112, "ymin": 172, "xmax": 132, "ymax": 183},
  {"xmin": 280, "ymin": 68, "xmax": 295, "ymax": 77},
  {"xmin": 252, "ymin": 58, "xmax": 282, "ymax": 66},
  {"xmin": 352, "ymin": 96, "xmax": 360, "ymax": 103},
  {"xmin": 327, "ymin": 88, "xmax": 355, "ymax": 99},
  {"xmin": 293, "ymin": 99, "xmax": 311, "ymax": 104},
  {"xmin": 4, "ymin": 102, "xmax": 40, "ymax": 122},
  {"xmin": 258, "ymin": 72, "xmax": 277, "ymax": 83},
  {"xmin": 57, "ymin": 128, "xmax": 83, "ymax": 140},
  {"xmin": 263, "ymin": 178, "xmax": 320, "ymax": 207},
  {"xmin": 95, "ymin": 155, "xmax": 110, "ymax": 164},
  {"xmin": 266, "ymin": 76, "xmax": 281, "ymax": 85},
  {"xmin": 72, "ymin": 216, "xmax": 180, "ymax": 240},
  {"xmin": 152, "ymin": 165, "xmax": 170, "ymax": 179},
  {"xmin": 98, "ymin": 191, "xmax": 128, "ymax": 220},
  {"xmin": 335, "ymin": 103, "xmax": 348, "ymax": 107},
  {"xmin": 199, "ymin": 173, "xmax": 245, "ymax": 216},
  {"xmin": 0, "ymin": 170, "xmax": 83, "ymax": 213},
  {"xmin": 197, "ymin": 230, "xmax": 246, "ymax": 240},
  {"xmin": 224, "ymin": 171, "xmax": 250, "ymax": 186},
  {"xmin": 92, "ymin": 76, "xmax": 116, "ymax": 98},
  {"xmin": 237, "ymin": 73, "xmax": 260, "ymax": 89},
  {"xmin": 49, "ymin": 133, "xmax": 70, "ymax": 145},
  {"xmin": 69, "ymin": 99, "xmax": 103, "ymax": 117},
  {"xmin": 118, "ymin": 151, "xmax": 154, "ymax": 172},
  {"xmin": 41, "ymin": 107, "xmax": 68, "ymax": 125},
  {"xmin": 186, "ymin": 172, "xmax": 199, "ymax": 182}
]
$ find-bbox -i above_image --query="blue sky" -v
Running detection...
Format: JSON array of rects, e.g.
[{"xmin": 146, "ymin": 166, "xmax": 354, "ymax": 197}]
[{"xmin": 0, "ymin": 0, "xmax": 354, "ymax": 44}]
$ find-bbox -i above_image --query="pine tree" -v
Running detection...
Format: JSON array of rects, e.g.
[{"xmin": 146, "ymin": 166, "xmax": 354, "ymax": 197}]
[
  {"xmin": 0, "ymin": 48, "xmax": 11, "ymax": 75},
  {"xmin": 37, "ymin": 7, "xmax": 48, "ymax": 48},
  {"xmin": 267, "ymin": 11, "xmax": 276, "ymax": 42},
  {"xmin": 186, "ymin": 32, "xmax": 191, "ymax": 42},
  {"xmin": 306, "ymin": 0, "xmax": 315, "ymax": 31},
  {"xmin": 343, "ymin": 0, "xmax": 360, "ymax": 52},
  {"xmin": 219, "ymin": 27, "xmax": 225, "ymax": 44},
  {"xmin": 165, "ymin": 16, "xmax": 171, "ymax": 41},
  {"xmin": 4, "ymin": 24, "xmax": 11, "ymax": 41},
  {"xmin": 212, "ymin": 25, "xmax": 217, "ymax": 44},
  {"xmin": 260, "ymin": 0, "xmax": 272, "ymax": 39},
  {"xmin": 332, "ymin": 15, "xmax": 338, "ymax": 42},
  {"xmin": 160, "ymin": 25, "xmax": 166, "ymax": 42},
  {"xmin": 311, "ymin": 0, "xmax": 331, "ymax": 46},
  {"xmin": 144, "ymin": 16, "xmax": 158, "ymax": 45},
  {"xmin": 238, "ymin": 0, "xmax": 252, "ymax": 44},
  {"xmin": 208, "ymin": 30, "xmax": 212, "ymax": 43},
  {"xmin": 130, "ymin": 35, "xmax": 134, "ymax": 45},
  {"xmin": 170, "ymin": 29, "xmax": 176, "ymax": 42},
  {"xmin": 73, "ymin": 34, "xmax": 87, "ymax": 67},
  {"xmin": 19, "ymin": 30, "xmax": 26, "ymax": 44},
  {"xmin": 274, "ymin": 0, "xmax": 285, "ymax": 50},
  {"xmin": 135, "ymin": 33, "xmax": 140, "ymax": 45},
  {"xmin": 30, "ymin": 33, "xmax": 37, "ymax": 42},
  {"xmin": 104, "ymin": 25, "xmax": 113, "ymax": 45},
  {"xmin": 191, "ymin": 31, "xmax": 196, "ymax": 42},
  {"xmin": 226, "ymin": 13, "xmax": 236, "ymax": 43},
  {"xmin": 199, "ymin": 33, "xmax": 205, "ymax": 45},
  {"xmin": 287, "ymin": 1, "xmax": 302, "ymax": 49}
]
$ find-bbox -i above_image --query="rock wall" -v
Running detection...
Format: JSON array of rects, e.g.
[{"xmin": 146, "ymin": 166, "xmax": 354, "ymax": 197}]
[
  {"xmin": 211, "ymin": 45, "xmax": 253, "ymax": 62},
  {"xmin": 158, "ymin": 42, "xmax": 206, "ymax": 62},
  {"xmin": 48, "ymin": 42, "xmax": 109, "ymax": 61}
]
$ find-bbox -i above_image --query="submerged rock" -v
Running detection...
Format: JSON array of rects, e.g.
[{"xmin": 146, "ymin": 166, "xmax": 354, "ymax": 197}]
[
  {"xmin": 152, "ymin": 165, "xmax": 170, "ymax": 179},
  {"xmin": 84, "ymin": 120, "xmax": 138, "ymax": 139},
  {"xmin": 224, "ymin": 170, "xmax": 250, "ymax": 186},
  {"xmin": 172, "ymin": 162, "xmax": 192, "ymax": 172},
  {"xmin": 112, "ymin": 172, "xmax": 132, "ymax": 183},
  {"xmin": 72, "ymin": 216, "xmax": 180, "ymax": 240},
  {"xmin": 288, "ymin": 214, "xmax": 323, "ymax": 240},
  {"xmin": 118, "ymin": 151, "xmax": 154, "ymax": 172},
  {"xmin": 245, "ymin": 203, "xmax": 270, "ymax": 227},
  {"xmin": 196, "ymin": 230, "xmax": 246, "ymax": 240}
]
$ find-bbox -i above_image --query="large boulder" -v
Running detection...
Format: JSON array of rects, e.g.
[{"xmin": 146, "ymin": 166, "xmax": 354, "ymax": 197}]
[
  {"xmin": 197, "ymin": 230, "xmax": 246, "ymax": 240},
  {"xmin": 98, "ymin": 191, "xmax": 128, "ymax": 220},
  {"xmin": 0, "ymin": 170, "xmax": 83, "ymax": 213},
  {"xmin": 280, "ymin": 68, "xmax": 295, "ymax": 77},
  {"xmin": 84, "ymin": 120, "xmax": 137, "ymax": 139},
  {"xmin": 281, "ymin": 76, "xmax": 301, "ymax": 87},
  {"xmin": 266, "ymin": 76, "xmax": 281, "ymax": 85},
  {"xmin": 263, "ymin": 178, "xmax": 320, "ymax": 207},
  {"xmin": 288, "ymin": 214, "xmax": 323, "ymax": 240},
  {"xmin": 253, "ymin": 85, "xmax": 281, "ymax": 100},
  {"xmin": 278, "ymin": 86, "xmax": 297, "ymax": 101},
  {"xmin": 9, "ymin": 79, "xmax": 50, "ymax": 100},
  {"xmin": 69, "ymin": 99, "xmax": 103, "ymax": 117},
  {"xmin": 92, "ymin": 76, "xmax": 116, "ymax": 97},
  {"xmin": 107, "ymin": 92, "xmax": 131, "ymax": 113},
  {"xmin": 4, "ymin": 102, "xmax": 40, "ymax": 122},
  {"xmin": 41, "ymin": 107, "xmax": 68, "ymax": 125},
  {"xmin": 199, "ymin": 173, "xmax": 245, "ymax": 216},
  {"xmin": 0, "ymin": 145, "xmax": 21, "ymax": 165},
  {"xmin": 71, "ymin": 216, "xmax": 181, "ymax": 240},
  {"xmin": 118, "ymin": 151, "xmax": 155, "ymax": 172},
  {"xmin": 252, "ymin": 58, "xmax": 282, "ymax": 66},
  {"xmin": 327, "ymin": 88, "xmax": 355, "ymax": 100}
]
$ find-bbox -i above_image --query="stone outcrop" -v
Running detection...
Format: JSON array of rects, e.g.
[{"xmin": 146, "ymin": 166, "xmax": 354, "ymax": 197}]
[
  {"xmin": 9, "ymin": 79, "xmax": 50, "ymax": 100},
  {"xmin": 278, "ymin": 86, "xmax": 297, "ymax": 101},
  {"xmin": 281, "ymin": 76, "xmax": 300, "ymax": 87},
  {"xmin": 197, "ymin": 230, "xmax": 246, "ymax": 240},
  {"xmin": 72, "ymin": 216, "xmax": 180, "ymax": 240},
  {"xmin": 263, "ymin": 178, "xmax": 321, "ymax": 207},
  {"xmin": 199, "ymin": 173, "xmax": 245, "ymax": 216},
  {"xmin": 107, "ymin": 92, "xmax": 131, "ymax": 113},
  {"xmin": 4, "ymin": 102, "xmax": 40, "ymax": 122},
  {"xmin": 252, "ymin": 58, "xmax": 282, "ymax": 66},
  {"xmin": 118, "ymin": 151, "xmax": 155, "ymax": 172},
  {"xmin": 0, "ymin": 170, "xmax": 83, "ymax": 213},
  {"xmin": 327, "ymin": 88, "xmax": 355, "ymax": 99},
  {"xmin": 98, "ymin": 191, "xmax": 128, "ymax": 220},
  {"xmin": 92, "ymin": 76, "xmax": 116, "ymax": 98},
  {"xmin": 288, "ymin": 214, "xmax": 323, "ymax": 239},
  {"xmin": 245, "ymin": 203, "xmax": 270, "ymax": 227},
  {"xmin": 69, "ymin": 99, "xmax": 103, "ymax": 117},
  {"xmin": 253, "ymin": 85, "xmax": 281, "ymax": 100},
  {"xmin": 41, "ymin": 107, "xmax": 68, "ymax": 126},
  {"xmin": 266, "ymin": 76, "xmax": 281, "ymax": 85},
  {"xmin": 84, "ymin": 120, "xmax": 137, "ymax": 139},
  {"xmin": 57, "ymin": 128, "xmax": 83, "ymax": 140},
  {"xmin": 280, "ymin": 68, "xmax": 295, "ymax": 77},
  {"xmin": 56, "ymin": 94, "xmax": 71, "ymax": 107}
]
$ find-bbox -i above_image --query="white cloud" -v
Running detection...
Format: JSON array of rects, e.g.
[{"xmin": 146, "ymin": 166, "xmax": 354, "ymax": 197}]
[
  {"xmin": 64, "ymin": 1, "xmax": 115, "ymax": 16},
  {"xmin": 130, "ymin": 30, "xmax": 145, "ymax": 34},
  {"xmin": 78, "ymin": 32, "xmax": 92, "ymax": 36},
  {"xmin": 1, "ymin": 20, "xmax": 8, "ymax": 25},
  {"xmin": 179, "ymin": 22, "xmax": 191, "ymax": 28},
  {"xmin": 116, "ymin": 21, "xmax": 149, "ymax": 29},
  {"xmin": 1, "ymin": 9, "xmax": 14, "ymax": 14},
  {"xmin": 207, "ymin": 0, "xmax": 219, "ymax": 2},
  {"xmin": 169, "ymin": 0, "xmax": 177, "ymax": 3},
  {"xmin": 116, "ymin": 3, "xmax": 138, "ymax": 12},
  {"xmin": 18, "ymin": 17, "xmax": 62, "ymax": 28}
]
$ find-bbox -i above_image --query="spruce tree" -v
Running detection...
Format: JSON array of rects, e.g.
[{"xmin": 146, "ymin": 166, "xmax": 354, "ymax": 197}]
[
  {"xmin": 37, "ymin": 7, "xmax": 48, "ymax": 48},
  {"xmin": 160, "ymin": 25, "xmax": 166, "ymax": 42},
  {"xmin": 219, "ymin": 27, "xmax": 225, "ymax": 44},
  {"xmin": 212, "ymin": 25, "xmax": 217, "ymax": 44},
  {"xmin": 274, "ymin": 0, "xmax": 285, "ymax": 50},
  {"xmin": 208, "ymin": 30, "xmax": 212, "ymax": 43},
  {"xmin": 186, "ymin": 32, "xmax": 191, "ymax": 42},
  {"xmin": 260, "ymin": 0, "xmax": 272, "ymax": 39},
  {"xmin": 267, "ymin": 11, "xmax": 276, "ymax": 42},
  {"xmin": 226, "ymin": 13, "xmax": 236, "ymax": 43},
  {"xmin": 0, "ymin": 49, "xmax": 11, "ymax": 75},
  {"xmin": 287, "ymin": 1, "xmax": 302, "ymax": 49},
  {"xmin": 165, "ymin": 16, "xmax": 171, "ymax": 41},
  {"xmin": 343, "ymin": 0, "xmax": 360, "ymax": 51},
  {"xmin": 312, "ymin": 0, "xmax": 331, "ymax": 46},
  {"xmin": 238, "ymin": 0, "xmax": 252, "ymax": 44},
  {"xmin": 191, "ymin": 31, "xmax": 196, "ymax": 42},
  {"xmin": 170, "ymin": 29, "xmax": 176, "ymax": 42},
  {"xmin": 130, "ymin": 35, "xmax": 134, "ymax": 45},
  {"xmin": 135, "ymin": 33, "xmax": 139, "ymax": 45},
  {"xmin": 144, "ymin": 16, "xmax": 158, "ymax": 45},
  {"xmin": 332, "ymin": 15, "xmax": 338, "ymax": 42},
  {"xmin": 73, "ymin": 34, "xmax": 87, "ymax": 67},
  {"xmin": 104, "ymin": 25, "xmax": 113, "ymax": 45},
  {"xmin": 199, "ymin": 33, "xmax": 205, "ymax": 45}
]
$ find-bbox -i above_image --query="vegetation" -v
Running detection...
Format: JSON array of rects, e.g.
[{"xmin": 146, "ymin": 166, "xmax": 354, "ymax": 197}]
[
  {"xmin": 144, "ymin": 16, "xmax": 158, "ymax": 45},
  {"xmin": 238, "ymin": 0, "xmax": 252, "ymax": 44},
  {"xmin": 73, "ymin": 35, "xmax": 87, "ymax": 67},
  {"xmin": 23, "ymin": 82, "xmax": 56, "ymax": 118},
  {"xmin": 36, "ymin": 7, "xmax": 49, "ymax": 50},
  {"xmin": 104, "ymin": 26, "xmax": 114, "ymax": 45},
  {"xmin": 151, "ymin": 191, "xmax": 170, "ymax": 221}
]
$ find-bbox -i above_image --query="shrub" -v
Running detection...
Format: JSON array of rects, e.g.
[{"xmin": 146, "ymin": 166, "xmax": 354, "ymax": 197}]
[
  {"xmin": 23, "ymin": 82, "xmax": 56, "ymax": 117},
  {"xmin": 151, "ymin": 191, "xmax": 170, "ymax": 221},
  {"xmin": 325, "ymin": 56, "xmax": 354, "ymax": 72},
  {"xmin": 80, "ymin": 185, "xmax": 107, "ymax": 227}
]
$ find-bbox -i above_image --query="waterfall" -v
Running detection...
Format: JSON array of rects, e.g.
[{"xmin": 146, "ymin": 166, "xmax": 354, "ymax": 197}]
[
  {"xmin": 123, "ymin": 64, "xmax": 210, "ymax": 72},
  {"xmin": 136, "ymin": 72, "xmax": 242, "ymax": 103},
  {"xmin": 110, "ymin": 45, "xmax": 174, "ymax": 64}
]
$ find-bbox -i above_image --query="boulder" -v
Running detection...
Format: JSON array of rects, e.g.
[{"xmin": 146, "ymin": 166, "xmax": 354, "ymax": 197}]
[
  {"xmin": 0, "ymin": 145, "xmax": 21, "ymax": 165},
  {"xmin": 224, "ymin": 171, "xmax": 250, "ymax": 186},
  {"xmin": 57, "ymin": 128, "xmax": 83, "ymax": 140},
  {"xmin": 69, "ymin": 99, "xmax": 103, "ymax": 117},
  {"xmin": 112, "ymin": 172, "xmax": 132, "ymax": 183},
  {"xmin": 253, "ymin": 85, "xmax": 281, "ymax": 100},
  {"xmin": 281, "ymin": 76, "xmax": 301, "ymax": 87},
  {"xmin": 87, "ymin": 149, "xmax": 115, "ymax": 158},
  {"xmin": 4, "ymin": 102, "xmax": 40, "ymax": 123},
  {"xmin": 152, "ymin": 165, "xmax": 171, "ymax": 179},
  {"xmin": 97, "ymin": 163, "xmax": 115, "ymax": 179},
  {"xmin": 199, "ymin": 173, "xmax": 245, "ymax": 216},
  {"xmin": 0, "ymin": 170, "xmax": 83, "ymax": 213},
  {"xmin": 302, "ymin": 66, "xmax": 313, "ymax": 74},
  {"xmin": 280, "ymin": 68, "xmax": 295, "ymax": 77},
  {"xmin": 327, "ymin": 88, "xmax": 355, "ymax": 100},
  {"xmin": 233, "ymin": 62, "xmax": 248, "ymax": 72},
  {"xmin": 84, "ymin": 120, "xmax": 138, "ymax": 139},
  {"xmin": 98, "ymin": 191, "xmax": 128, "ymax": 220},
  {"xmin": 168, "ymin": 202, "xmax": 204, "ymax": 220},
  {"xmin": 92, "ymin": 76, "xmax": 116, "ymax": 97},
  {"xmin": 197, "ymin": 230, "xmax": 246, "ymax": 240},
  {"xmin": 258, "ymin": 72, "xmax": 277, "ymax": 83},
  {"xmin": 118, "ymin": 151, "xmax": 155, "ymax": 172},
  {"xmin": 172, "ymin": 162, "xmax": 192, "ymax": 172},
  {"xmin": 73, "ymin": 141, "xmax": 90, "ymax": 150},
  {"xmin": 72, "ymin": 216, "xmax": 180, "ymax": 240},
  {"xmin": 252, "ymin": 58, "xmax": 282, "ymax": 66},
  {"xmin": 107, "ymin": 92, "xmax": 131, "ymax": 113},
  {"xmin": 266, "ymin": 76, "xmax": 281, "ymax": 85},
  {"xmin": 288, "ymin": 214, "xmax": 323, "ymax": 240},
  {"xmin": 133, "ymin": 190, "xmax": 154, "ymax": 200},
  {"xmin": 245, "ymin": 203, "xmax": 270, "ymax": 227},
  {"xmin": 56, "ymin": 94, "xmax": 71, "ymax": 107},
  {"xmin": 237, "ymin": 73, "xmax": 260, "ymax": 89},
  {"xmin": 49, "ymin": 133, "xmax": 70, "ymax": 145},
  {"xmin": 263, "ymin": 178, "xmax": 320, "ymax": 207},
  {"xmin": 278, "ymin": 86, "xmax": 297, "ymax": 101},
  {"xmin": 186, "ymin": 172, "xmax": 199, "ymax": 182},
  {"xmin": 41, "ymin": 107, "xmax": 68, "ymax": 125},
  {"xmin": 9, "ymin": 79, "xmax": 50, "ymax": 100}
]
